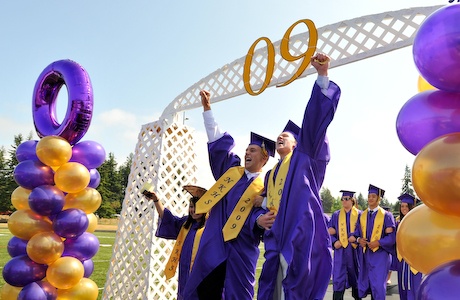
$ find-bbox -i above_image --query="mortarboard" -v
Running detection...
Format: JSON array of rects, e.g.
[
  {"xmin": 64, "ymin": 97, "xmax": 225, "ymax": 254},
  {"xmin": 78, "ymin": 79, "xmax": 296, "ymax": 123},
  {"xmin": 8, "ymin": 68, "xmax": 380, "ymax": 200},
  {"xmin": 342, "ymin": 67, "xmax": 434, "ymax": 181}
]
[
  {"xmin": 249, "ymin": 132, "xmax": 276, "ymax": 157},
  {"xmin": 368, "ymin": 184, "xmax": 385, "ymax": 198},
  {"xmin": 397, "ymin": 193, "xmax": 416, "ymax": 205},
  {"xmin": 339, "ymin": 190, "xmax": 355, "ymax": 198},
  {"xmin": 282, "ymin": 120, "xmax": 301, "ymax": 140},
  {"xmin": 183, "ymin": 185, "xmax": 207, "ymax": 198}
]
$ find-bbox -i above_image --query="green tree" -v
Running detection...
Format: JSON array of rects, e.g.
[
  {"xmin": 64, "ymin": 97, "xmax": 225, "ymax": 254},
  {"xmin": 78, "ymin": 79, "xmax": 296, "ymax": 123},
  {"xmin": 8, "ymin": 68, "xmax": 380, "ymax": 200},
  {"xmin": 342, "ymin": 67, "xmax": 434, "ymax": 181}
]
[
  {"xmin": 330, "ymin": 196, "xmax": 341, "ymax": 212},
  {"xmin": 96, "ymin": 152, "xmax": 124, "ymax": 218},
  {"xmin": 356, "ymin": 193, "xmax": 366, "ymax": 210},
  {"xmin": 320, "ymin": 187, "xmax": 335, "ymax": 213}
]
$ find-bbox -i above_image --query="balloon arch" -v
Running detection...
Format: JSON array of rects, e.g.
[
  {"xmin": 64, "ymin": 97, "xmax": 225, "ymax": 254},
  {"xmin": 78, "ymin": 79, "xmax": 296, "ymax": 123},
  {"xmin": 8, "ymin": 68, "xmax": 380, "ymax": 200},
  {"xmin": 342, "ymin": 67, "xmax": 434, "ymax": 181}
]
[{"xmin": 102, "ymin": 5, "xmax": 442, "ymax": 299}]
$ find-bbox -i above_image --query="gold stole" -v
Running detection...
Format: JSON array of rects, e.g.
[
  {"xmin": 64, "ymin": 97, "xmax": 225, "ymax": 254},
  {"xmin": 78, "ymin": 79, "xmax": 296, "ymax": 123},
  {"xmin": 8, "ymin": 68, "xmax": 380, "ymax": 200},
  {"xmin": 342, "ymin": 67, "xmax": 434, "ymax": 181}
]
[
  {"xmin": 339, "ymin": 207, "xmax": 358, "ymax": 249},
  {"xmin": 360, "ymin": 207, "xmax": 385, "ymax": 252},
  {"xmin": 267, "ymin": 152, "xmax": 292, "ymax": 214},
  {"xmin": 195, "ymin": 166, "xmax": 264, "ymax": 241},
  {"xmin": 190, "ymin": 227, "xmax": 204, "ymax": 271}
]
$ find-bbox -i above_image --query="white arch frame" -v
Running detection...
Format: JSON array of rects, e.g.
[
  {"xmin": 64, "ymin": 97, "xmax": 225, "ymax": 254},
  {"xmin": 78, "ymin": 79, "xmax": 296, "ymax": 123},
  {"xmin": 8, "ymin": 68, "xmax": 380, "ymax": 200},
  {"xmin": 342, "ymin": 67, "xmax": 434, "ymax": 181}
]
[{"xmin": 103, "ymin": 5, "xmax": 441, "ymax": 299}]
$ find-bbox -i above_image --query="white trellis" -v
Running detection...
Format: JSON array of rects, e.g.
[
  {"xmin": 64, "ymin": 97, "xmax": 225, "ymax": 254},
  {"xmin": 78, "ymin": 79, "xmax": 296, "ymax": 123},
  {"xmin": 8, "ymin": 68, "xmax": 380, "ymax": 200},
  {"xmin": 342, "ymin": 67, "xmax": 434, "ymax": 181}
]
[{"xmin": 102, "ymin": 5, "xmax": 441, "ymax": 299}]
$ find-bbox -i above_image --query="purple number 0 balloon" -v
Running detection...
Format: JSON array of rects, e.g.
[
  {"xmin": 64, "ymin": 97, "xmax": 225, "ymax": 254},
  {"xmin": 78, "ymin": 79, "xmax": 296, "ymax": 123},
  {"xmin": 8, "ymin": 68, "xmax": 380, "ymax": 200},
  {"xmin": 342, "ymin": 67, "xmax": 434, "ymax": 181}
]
[{"xmin": 32, "ymin": 59, "xmax": 93, "ymax": 145}]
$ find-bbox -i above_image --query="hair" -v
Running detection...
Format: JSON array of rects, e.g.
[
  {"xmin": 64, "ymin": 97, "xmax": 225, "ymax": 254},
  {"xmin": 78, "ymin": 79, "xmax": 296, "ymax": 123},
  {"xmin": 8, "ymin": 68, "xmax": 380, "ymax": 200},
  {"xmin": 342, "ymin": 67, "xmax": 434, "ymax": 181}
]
[
  {"xmin": 183, "ymin": 196, "xmax": 206, "ymax": 229},
  {"xmin": 399, "ymin": 202, "xmax": 415, "ymax": 221}
]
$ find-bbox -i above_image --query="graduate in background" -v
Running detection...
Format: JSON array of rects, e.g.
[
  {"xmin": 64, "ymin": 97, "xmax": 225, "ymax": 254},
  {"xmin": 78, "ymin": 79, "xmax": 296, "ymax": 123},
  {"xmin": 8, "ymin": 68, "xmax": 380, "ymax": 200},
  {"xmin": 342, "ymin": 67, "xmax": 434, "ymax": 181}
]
[
  {"xmin": 142, "ymin": 184, "xmax": 207, "ymax": 300},
  {"xmin": 395, "ymin": 193, "xmax": 423, "ymax": 300},
  {"xmin": 349, "ymin": 184, "xmax": 396, "ymax": 300},
  {"xmin": 256, "ymin": 52, "xmax": 341, "ymax": 300},
  {"xmin": 329, "ymin": 190, "xmax": 362, "ymax": 300}
]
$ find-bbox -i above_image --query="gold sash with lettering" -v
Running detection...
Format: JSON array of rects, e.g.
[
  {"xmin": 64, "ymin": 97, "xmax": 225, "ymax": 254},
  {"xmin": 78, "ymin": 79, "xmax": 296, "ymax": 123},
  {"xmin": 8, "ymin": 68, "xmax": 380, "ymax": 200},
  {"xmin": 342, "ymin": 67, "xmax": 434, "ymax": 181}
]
[
  {"xmin": 339, "ymin": 207, "xmax": 358, "ymax": 249},
  {"xmin": 360, "ymin": 207, "xmax": 385, "ymax": 252},
  {"xmin": 195, "ymin": 166, "xmax": 264, "ymax": 241},
  {"xmin": 267, "ymin": 152, "xmax": 292, "ymax": 214}
]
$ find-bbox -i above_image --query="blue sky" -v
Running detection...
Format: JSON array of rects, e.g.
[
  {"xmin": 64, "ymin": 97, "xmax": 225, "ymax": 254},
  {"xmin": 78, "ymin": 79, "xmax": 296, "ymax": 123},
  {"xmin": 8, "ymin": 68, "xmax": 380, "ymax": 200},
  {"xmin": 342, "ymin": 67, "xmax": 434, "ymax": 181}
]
[{"xmin": 0, "ymin": 0, "xmax": 447, "ymax": 203}]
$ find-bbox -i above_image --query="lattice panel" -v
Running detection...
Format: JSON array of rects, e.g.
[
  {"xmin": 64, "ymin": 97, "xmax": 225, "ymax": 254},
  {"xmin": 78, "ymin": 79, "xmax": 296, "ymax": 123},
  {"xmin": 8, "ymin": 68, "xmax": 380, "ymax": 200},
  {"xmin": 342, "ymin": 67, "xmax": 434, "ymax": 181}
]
[
  {"xmin": 161, "ymin": 5, "xmax": 441, "ymax": 121},
  {"xmin": 103, "ymin": 121, "xmax": 197, "ymax": 299}
]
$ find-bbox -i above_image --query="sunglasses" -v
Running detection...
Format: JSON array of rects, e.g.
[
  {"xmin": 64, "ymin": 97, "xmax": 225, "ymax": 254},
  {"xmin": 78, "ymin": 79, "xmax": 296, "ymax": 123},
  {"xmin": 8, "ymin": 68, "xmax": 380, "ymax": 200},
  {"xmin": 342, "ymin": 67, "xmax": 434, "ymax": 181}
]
[{"xmin": 341, "ymin": 197, "xmax": 351, "ymax": 201}]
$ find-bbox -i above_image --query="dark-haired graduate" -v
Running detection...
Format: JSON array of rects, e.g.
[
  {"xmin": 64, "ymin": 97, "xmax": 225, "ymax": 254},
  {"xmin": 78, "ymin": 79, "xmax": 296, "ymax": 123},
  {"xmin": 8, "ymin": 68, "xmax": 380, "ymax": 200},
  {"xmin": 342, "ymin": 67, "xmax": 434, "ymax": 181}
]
[
  {"xmin": 143, "ymin": 184, "xmax": 207, "ymax": 300},
  {"xmin": 349, "ymin": 184, "xmax": 396, "ymax": 300},
  {"xmin": 256, "ymin": 52, "xmax": 341, "ymax": 300}
]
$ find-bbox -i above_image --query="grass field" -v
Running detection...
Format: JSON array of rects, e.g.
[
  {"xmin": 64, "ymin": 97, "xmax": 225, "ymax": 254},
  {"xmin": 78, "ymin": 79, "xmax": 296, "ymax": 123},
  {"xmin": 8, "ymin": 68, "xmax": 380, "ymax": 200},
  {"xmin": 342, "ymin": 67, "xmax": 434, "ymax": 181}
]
[{"xmin": 0, "ymin": 222, "xmax": 266, "ymax": 300}]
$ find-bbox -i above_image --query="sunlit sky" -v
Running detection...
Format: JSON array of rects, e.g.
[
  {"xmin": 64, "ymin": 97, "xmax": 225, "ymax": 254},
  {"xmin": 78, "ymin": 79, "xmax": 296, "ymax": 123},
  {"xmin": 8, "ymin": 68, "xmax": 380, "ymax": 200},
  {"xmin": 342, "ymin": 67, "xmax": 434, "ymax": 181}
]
[{"xmin": 0, "ymin": 0, "xmax": 448, "ymax": 203}]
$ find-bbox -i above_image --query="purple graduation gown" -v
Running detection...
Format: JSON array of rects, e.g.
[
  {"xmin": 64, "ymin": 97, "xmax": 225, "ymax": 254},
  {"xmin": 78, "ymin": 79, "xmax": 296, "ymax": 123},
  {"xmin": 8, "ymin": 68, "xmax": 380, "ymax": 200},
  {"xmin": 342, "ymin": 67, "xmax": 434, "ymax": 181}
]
[
  {"xmin": 329, "ymin": 209, "xmax": 362, "ymax": 292},
  {"xmin": 183, "ymin": 133, "xmax": 267, "ymax": 300},
  {"xmin": 257, "ymin": 81, "xmax": 341, "ymax": 300},
  {"xmin": 156, "ymin": 209, "xmax": 202, "ymax": 300},
  {"xmin": 354, "ymin": 209, "xmax": 396, "ymax": 300},
  {"xmin": 394, "ymin": 220, "xmax": 423, "ymax": 300}
]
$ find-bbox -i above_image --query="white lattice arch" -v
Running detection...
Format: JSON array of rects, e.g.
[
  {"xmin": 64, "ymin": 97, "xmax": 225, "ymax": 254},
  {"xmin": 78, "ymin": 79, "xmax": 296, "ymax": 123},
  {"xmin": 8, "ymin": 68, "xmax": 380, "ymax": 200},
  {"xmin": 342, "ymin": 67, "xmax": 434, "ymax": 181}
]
[{"xmin": 103, "ymin": 5, "xmax": 441, "ymax": 300}]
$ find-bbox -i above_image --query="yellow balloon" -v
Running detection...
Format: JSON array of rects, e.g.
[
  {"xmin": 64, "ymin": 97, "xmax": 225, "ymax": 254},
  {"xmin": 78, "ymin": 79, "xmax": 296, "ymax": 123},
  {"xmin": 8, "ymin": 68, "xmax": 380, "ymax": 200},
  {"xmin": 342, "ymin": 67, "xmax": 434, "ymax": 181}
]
[
  {"xmin": 36, "ymin": 135, "xmax": 72, "ymax": 167},
  {"xmin": 47, "ymin": 257, "xmax": 84, "ymax": 289},
  {"xmin": 54, "ymin": 162, "xmax": 90, "ymax": 194},
  {"xmin": 8, "ymin": 209, "xmax": 53, "ymax": 240},
  {"xmin": 1, "ymin": 283, "xmax": 22, "ymax": 300},
  {"xmin": 11, "ymin": 186, "xmax": 31, "ymax": 210},
  {"xmin": 86, "ymin": 213, "xmax": 98, "ymax": 233},
  {"xmin": 56, "ymin": 278, "xmax": 99, "ymax": 300},
  {"xmin": 64, "ymin": 187, "xmax": 102, "ymax": 213},
  {"xmin": 397, "ymin": 204, "xmax": 460, "ymax": 274},
  {"xmin": 27, "ymin": 231, "xmax": 64, "ymax": 264},
  {"xmin": 413, "ymin": 133, "xmax": 460, "ymax": 216},
  {"xmin": 417, "ymin": 75, "xmax": 437, "ymax": 92}
]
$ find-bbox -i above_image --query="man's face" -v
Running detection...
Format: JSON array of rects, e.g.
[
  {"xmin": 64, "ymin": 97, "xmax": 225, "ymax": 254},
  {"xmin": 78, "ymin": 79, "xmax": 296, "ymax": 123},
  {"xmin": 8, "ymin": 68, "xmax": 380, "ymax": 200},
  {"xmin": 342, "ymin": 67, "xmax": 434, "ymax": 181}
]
[
  {"xmin": 341, "ymin": 196, "xmax": 353, "ymax": 209},
  {"xmin": 276, "ymin": 132, "xmax": 296, "ymax": 155},
  {"xmin": 244, "ymin": 145, "xmax": 267, "ymax": 173},
  {"xmin": 367, "ymin": 193, "xmax": 379, "ymax": 209}
]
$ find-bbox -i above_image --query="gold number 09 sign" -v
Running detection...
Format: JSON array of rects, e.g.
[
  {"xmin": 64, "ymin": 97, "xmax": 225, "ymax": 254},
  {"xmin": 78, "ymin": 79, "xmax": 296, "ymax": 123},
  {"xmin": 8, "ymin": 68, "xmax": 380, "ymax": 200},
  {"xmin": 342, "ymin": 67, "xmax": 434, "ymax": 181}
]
[{"xmin": 243, "ymin": 19, "xmax": 318, "ymax": 96}]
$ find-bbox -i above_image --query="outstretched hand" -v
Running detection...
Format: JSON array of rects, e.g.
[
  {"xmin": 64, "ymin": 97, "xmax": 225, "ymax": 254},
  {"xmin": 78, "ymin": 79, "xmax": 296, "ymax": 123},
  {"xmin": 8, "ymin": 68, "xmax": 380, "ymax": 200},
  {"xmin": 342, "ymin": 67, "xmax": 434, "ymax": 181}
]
[
  {"xmin": 200, "ymin": 90, "xmax": 211, "ymax": 111},
  {"xmin": 311, "ymin": 53, "xmax": 330, "ymax": 76}
]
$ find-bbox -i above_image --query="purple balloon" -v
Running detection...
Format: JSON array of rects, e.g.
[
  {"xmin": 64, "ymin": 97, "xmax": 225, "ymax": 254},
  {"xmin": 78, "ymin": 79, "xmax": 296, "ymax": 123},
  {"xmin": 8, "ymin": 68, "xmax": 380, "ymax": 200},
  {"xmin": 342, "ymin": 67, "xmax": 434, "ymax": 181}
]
[
  {"xmin": 82, "ymin": 259, "xmax": 95, "ymax": 277},
  {"xmin": 29, "ymin": 185, "xmax": 65, "ymax": 216},
  {"xmin": 13, "ymin": 160, "xmax": 54, "ymax": 190},
  {"xmin": 18, "ymin": 281, "xmax": 57, "ymax": 300},
  {"xmin": 396, "ymin": 90, "xmax": 460, "ymax": 155},
  {"xmin": 69, "ymin": 140, "xmax": 106, "ymax": 169},
  {"xmin": 16, "ymin": 140, "xmax": 39, "ymax": 162},
  {"xmin": 413, "ymin": 5, "xmax": 460, "ymax": 92},
  {"xmin": 2, "ymin": 255, "xmax": 47, "ymax": 287},
  {"xmin": 53, "ymin": 208, "xmax": 89, "ymax": 239},
  {"xmin": 88, "ymin": 168, "xmax": 101, "ymax": 188},
  {"xmin": 32, "ymin": 59, "xmax": 93, "ymax": 145},
  {"xmin": 7, "ymin": 237, "xmax": 28, "ymax": 257},
  {"xmin": 417, "ymin": 260, "xmax": 460, "ymax": 299},
  {"xmin": 63, "ymin": 232, "xmax": 100, "ymax": 261}
]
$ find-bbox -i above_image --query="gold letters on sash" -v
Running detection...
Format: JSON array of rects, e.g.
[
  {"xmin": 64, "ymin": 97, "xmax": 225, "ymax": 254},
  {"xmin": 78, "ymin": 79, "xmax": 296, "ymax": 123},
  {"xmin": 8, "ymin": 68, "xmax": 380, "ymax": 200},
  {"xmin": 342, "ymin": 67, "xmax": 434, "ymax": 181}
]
[
  {"xmin": 164, "ymin": 225, "xmax": 191, "ymax": 280},
  {"xmin": 360, "ymin": 207, "xmax": 385, "ymax": 252},
  {"xmin": 339, "ymin": 207, "xmax": 358, "ymax": 249},
  {"xmin": 267, "ymin": 152, "xmax": 292, "ymax": 214}
]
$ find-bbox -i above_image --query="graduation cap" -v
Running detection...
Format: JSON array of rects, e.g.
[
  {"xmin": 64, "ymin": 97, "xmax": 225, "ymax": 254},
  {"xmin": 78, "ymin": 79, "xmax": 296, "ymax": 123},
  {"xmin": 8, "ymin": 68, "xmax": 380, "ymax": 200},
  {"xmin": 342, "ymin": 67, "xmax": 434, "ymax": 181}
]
[
  {"xmin": 282, "ymin": 120, "xmax": 301, "ymax": 140},
  {"xmin": 368, "ymin": 184, "xmax": 385, "ymax": 198},
  {"xmin": 183, "ymin": 185, "xmax": 207, "ymax": 199},
  {"xmin": 339, "ymin": 190, "xmax": 355, "ymax": 198},
  {"xmin": 249, "ymin": 132, "xmax": 276, "ymax": 157},
  {"xmin": 397, "ymin": 193, "xmax": 416, "ymax": 205}
]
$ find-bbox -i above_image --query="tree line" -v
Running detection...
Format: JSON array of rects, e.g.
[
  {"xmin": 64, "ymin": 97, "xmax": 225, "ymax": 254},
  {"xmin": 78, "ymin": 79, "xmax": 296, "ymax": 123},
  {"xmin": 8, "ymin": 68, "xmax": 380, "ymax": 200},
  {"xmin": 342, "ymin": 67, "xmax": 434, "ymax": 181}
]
[{"xmin": 0, "ymin": 133, "xmax": 132, "ymax": 218}]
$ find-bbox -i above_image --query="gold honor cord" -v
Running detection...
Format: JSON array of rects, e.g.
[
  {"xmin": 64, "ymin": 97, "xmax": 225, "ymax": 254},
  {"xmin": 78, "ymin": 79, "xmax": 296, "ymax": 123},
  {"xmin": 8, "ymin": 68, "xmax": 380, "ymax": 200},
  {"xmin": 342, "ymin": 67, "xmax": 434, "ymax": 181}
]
[
  {"xmin": 360, "ymin": 207, "xmax": 385, "ymax": 252},
  {"xmin": 164, "ymin": 226, "xmax": 191, "ymax": 280},
  {"xmin": 222, "ymin": 176, "xmax": 264, "ymax": 241},
  {"xmin": 338, "ymin": 207, "xmax": 359, "ymax": 249},
  {"xmin": 267, "ymin": 152, "xmax": 292, "ymax": 214},
  {"xmin": 195, "ymin": 167, "xmax": 245, "ymax": 214}
]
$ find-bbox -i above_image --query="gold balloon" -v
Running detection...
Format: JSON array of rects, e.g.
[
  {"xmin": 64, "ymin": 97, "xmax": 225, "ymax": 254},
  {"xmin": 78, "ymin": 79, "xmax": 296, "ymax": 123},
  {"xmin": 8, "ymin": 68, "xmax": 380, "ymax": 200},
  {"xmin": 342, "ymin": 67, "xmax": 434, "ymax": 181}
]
[
  {"xmin": 56, "ymin": 278, "xmax": 99, "ymax": 300},
  {"xmin": 417, "ymin": 75, "xmax": 437, "ymax": 92},
  {"xmin": 11, "ymin": 186, "xmax": 31, "ymax": 210},
  {"xmin": 54, "ymin": 162, "xmax": 90, "ymax": 194},
  {"xmin": 36, "ymin": 135, "xmax": 72, "ymax": 167},
  {"xmin": 1, "ymin": 283, "xmax": 22, "ymax": 300},
  {"xmin": 46, "ymin": 256, "xmax": 84, "ymax": 289},
  {"xmin": 64, "ymin": 187, "xmax": 102, "ymax": 213},
  {"xmin": 86, "ymin": 213, "xmax": 98, "ymax": 233},
  {"xmin": 27, "ymin": 231, "xmax": 64, "ymax": 265},
  {"xmin": 8, "ymin": 209, "xmax": 53, "ymax": 240},
  {"xmin": 413, "ymin": 133, "xmax": 460, "ymax": 216},
  {"xmin": 397, "ymin": 204, "xmax": 460, "ymax": 274}
]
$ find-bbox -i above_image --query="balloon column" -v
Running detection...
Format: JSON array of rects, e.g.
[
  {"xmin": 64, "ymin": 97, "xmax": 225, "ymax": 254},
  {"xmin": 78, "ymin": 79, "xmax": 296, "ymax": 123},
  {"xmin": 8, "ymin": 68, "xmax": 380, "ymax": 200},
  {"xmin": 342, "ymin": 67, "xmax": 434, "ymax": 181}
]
[
  {"xmin": 1, "ymin": 60, "xmax": 104, "ymax": 300},
  {"xmin": 395, "ymin": 4, "xmax": 460, "ymax": 299}
]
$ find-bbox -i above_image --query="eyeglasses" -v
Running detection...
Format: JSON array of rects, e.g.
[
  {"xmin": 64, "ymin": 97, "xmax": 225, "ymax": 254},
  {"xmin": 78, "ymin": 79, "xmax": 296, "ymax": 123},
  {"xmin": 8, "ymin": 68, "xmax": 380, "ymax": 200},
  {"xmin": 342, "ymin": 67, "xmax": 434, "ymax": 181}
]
[{"xmin": 341, "ymin": 197, "xmax": 351, "ymax": 201}]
